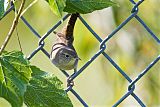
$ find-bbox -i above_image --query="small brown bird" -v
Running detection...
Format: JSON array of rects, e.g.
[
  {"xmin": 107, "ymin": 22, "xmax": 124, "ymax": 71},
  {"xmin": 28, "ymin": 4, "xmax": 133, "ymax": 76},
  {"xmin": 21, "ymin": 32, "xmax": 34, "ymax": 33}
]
[{"xmin": 50, "ymin": 13, "xmax": 80, "ymax": 72}]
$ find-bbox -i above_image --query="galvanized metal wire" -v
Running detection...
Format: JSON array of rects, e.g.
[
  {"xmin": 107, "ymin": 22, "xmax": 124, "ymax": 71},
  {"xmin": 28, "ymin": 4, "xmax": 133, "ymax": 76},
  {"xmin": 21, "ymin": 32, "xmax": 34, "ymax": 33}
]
[{"xmin": 1, "ymin": 0, "xmax": 159, "ymax": 106}]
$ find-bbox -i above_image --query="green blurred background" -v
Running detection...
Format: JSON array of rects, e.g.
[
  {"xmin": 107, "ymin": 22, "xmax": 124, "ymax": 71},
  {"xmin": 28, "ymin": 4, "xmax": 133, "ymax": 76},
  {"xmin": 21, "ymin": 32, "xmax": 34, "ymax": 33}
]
[{"xmin": 0, "ymin": 0, "xmax": 159, "ymax": 106}]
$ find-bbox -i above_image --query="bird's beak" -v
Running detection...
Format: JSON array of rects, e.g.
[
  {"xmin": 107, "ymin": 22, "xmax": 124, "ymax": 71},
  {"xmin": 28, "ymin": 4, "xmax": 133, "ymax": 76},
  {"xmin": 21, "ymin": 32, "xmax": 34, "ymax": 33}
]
[{"xmin": 76, "ymin": 57, "xmax": 81, "ymax": 60}]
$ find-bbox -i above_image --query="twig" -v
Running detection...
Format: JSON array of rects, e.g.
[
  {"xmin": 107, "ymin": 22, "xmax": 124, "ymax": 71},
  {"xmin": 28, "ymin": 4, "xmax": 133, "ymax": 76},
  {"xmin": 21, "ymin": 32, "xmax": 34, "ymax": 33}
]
[
  {"xmin": 16, "ymin": 27, "xmax": 22, "ymax": 52},
  {"xmin": 21, "ymin": 0, "xmax": 38, "ymax": 16},
  {"xmin": 0, "ymin": 0, "xmax": 26, "ymax": 54}
]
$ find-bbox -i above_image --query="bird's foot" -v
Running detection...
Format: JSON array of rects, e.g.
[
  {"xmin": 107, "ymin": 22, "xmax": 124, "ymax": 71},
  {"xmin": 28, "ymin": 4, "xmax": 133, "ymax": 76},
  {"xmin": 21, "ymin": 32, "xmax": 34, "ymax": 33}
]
[
  {"xmin": 67, "ymin": 71, "xmax": 76, "ymax": 87},
  {"xmin": 67, "ymin": 77, "xmax": 74, "ymax": 87}
]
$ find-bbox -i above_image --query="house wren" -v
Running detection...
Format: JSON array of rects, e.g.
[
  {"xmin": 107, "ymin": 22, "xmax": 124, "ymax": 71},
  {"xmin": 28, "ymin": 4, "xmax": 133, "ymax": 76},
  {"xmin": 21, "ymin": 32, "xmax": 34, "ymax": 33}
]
[{"xmin": 50, "ymin": 13, "xmax": 80, "ymax": 72}]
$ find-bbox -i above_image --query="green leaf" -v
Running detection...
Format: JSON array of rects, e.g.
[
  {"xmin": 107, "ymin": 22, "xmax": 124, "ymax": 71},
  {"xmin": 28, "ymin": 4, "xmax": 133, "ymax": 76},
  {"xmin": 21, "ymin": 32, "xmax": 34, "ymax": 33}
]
[
  {"xmin": 0, "ymin": 0, "xmax": 4, "ymax": 19},
  {"xmin": 46, "ymin": 0, "xmax": 66, "ymax": 17},
  {"xmin": 0, "ymin": 51, "xmax": 32, "ymax": 107},
  {"xmin": 64, "ymin": 0, "xmax": 116, "ymax": 14},
  {"xmin": 24, "ymin": 66, "xmax": 73, "ymax": 107}
]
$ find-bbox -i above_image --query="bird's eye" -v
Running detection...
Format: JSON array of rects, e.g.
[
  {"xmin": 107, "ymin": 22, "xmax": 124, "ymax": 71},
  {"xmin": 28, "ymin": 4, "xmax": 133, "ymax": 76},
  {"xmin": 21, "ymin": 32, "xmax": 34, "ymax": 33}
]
[{"xmin": 65, "ymin": 54, "xmax": 70, "ymax": 58}]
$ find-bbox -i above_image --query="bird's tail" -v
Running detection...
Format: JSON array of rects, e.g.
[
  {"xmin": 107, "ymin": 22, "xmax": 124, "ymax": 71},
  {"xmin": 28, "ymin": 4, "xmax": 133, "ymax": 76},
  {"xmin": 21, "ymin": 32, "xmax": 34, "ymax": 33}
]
[{"xmin": 62, "ymin": 13, "xmax": 79, "ymax": 44}]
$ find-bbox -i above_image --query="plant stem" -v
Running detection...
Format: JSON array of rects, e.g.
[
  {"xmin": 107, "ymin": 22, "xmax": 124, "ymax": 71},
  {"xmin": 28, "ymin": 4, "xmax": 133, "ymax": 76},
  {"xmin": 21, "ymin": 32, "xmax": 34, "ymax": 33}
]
[
  {"xmin": 0, "ymin": 0, "xmax": 26, "ymax": 55},
  {"xmin": 21, "ymin": 0, "xmax": 38, "ymax": 16}
]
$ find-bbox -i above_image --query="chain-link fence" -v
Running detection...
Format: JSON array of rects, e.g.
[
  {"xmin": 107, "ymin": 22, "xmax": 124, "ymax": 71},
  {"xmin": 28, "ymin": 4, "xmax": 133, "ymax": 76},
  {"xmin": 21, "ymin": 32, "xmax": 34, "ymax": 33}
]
[{"xmin": 1, "ymin": 0, "xmax": 160, "ymax": 106}]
